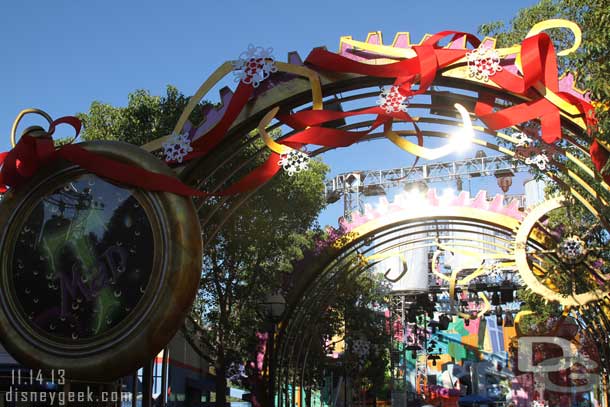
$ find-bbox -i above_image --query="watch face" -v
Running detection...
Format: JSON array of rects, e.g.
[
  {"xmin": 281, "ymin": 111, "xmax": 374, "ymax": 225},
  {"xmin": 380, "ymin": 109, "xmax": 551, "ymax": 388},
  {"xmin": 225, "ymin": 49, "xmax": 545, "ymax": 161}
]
[{"xmin": 9, "ymin": 173, "xmax": 155, "ymax": 342}]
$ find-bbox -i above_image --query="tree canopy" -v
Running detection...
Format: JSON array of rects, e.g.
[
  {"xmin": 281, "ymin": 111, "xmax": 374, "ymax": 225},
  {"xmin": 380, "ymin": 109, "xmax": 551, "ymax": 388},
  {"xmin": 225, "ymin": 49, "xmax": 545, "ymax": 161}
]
[{"xmin": 78, "ymin": 85, "xmax": 206, "ymax": 145}]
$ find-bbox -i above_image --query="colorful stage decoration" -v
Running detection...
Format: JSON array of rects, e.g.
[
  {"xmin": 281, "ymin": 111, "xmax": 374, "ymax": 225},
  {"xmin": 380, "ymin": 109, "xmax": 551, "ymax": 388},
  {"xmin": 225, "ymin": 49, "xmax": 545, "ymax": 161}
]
[
  {"xmin": 0, "ymin": 110, "xmax": 202, "ymax": 380},
  {"xmin": 336, "ymin": 189, "xmax": 522, "ymax": 320}
]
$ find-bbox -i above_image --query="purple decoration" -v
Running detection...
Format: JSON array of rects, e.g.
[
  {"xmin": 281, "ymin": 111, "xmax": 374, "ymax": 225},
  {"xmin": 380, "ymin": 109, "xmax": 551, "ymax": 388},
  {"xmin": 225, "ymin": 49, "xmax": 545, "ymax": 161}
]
[{"xmin": 190, "ymin": 87, "xmax": 234, "ymax": 142}]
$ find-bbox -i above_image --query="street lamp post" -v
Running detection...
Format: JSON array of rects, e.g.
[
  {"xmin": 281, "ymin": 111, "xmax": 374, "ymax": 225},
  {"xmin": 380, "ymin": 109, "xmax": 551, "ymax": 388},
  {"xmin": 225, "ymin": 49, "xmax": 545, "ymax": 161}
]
[{"xmin": 261, "ymin": 292, "xmax": 286, "ymax": 406}]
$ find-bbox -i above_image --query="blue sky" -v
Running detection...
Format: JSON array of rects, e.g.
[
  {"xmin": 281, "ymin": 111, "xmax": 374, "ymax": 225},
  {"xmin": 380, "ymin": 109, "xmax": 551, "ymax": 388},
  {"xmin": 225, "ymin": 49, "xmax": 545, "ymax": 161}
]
[{"xmin": 1, "ymin": 0, "xmax": 541, "ymax": 225}]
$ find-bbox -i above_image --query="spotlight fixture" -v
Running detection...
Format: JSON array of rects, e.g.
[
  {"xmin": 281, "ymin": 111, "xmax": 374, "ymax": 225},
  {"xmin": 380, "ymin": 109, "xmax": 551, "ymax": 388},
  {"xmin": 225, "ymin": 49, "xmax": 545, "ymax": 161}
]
[
  {"xmin": 501, "ymin": 288, "xmax": 514, "ymax": 303},
  {"xmin": 495, "ymin": 306, "xmax": 503, "ymax": 326},
  {"xmin": 504, "ymin": 311, "xmax": 514, "ymax": 327},
  {"xmin": 406, "ymin": 344, "xmax": 421, "ymax": 359},
  {"xmin": 438, "ymin": 315, "xmax": 450, "ymax": 330}
]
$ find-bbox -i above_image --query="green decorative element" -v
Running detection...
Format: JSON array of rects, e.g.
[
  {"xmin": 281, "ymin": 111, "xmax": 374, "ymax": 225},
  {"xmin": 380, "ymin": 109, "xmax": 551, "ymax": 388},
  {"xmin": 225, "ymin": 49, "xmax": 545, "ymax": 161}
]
[
  {"xmin": 448, "ymin": 317, "xmax": 470, "ymax": 337},
  {"xmin": 92, "ymin": 288, "xmax": 121, "ymax": 335},
  {"xmin": 447, "ymin": 332, "xmax": 467, "ymax": 362}
]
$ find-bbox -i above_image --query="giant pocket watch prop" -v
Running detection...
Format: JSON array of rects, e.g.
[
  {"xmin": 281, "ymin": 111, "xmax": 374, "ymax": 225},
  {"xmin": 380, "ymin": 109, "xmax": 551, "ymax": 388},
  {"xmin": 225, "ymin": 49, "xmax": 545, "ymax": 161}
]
[{"xmin": 0, "ymin": 109, "xmax": 202, "ymax": 380}]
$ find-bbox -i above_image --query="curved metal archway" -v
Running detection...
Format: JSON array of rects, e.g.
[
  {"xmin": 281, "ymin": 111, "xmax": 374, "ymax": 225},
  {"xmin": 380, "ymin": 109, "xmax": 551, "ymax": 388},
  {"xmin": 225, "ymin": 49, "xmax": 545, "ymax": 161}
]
[
  {"xmin": 275, "ymin": 201, "xmax": 525, "ymax": 406},
  {"xmin": 137, "ymin": 19, "xmax": 610, "ymax": 405}
]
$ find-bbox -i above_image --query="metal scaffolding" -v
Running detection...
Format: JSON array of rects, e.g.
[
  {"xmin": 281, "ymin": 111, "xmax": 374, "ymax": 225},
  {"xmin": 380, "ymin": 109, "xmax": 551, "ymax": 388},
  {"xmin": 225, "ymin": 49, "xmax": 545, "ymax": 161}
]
[{"xmin": 324, "ymin": 154, "xmax": 530, "ymax": 217}]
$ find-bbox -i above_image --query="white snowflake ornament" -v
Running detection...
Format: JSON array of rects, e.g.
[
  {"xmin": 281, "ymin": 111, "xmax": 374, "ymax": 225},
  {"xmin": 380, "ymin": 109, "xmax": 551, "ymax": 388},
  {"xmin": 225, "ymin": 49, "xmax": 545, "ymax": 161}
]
[
  {"xmin": 232, "ymin": 45, "xmax": 278, "ymax": 88},
  {"xmin": 352, "ymin": 339, "xmax": 371, "ymax": 358},
  {"xmin": 525, "ymin": 153, "xmax": 550, "ymax": 170},
  {"xmin": 278, "ymin": 150, "xmax": 310, "ymax": 176},
  {"xmin": 162, "ymin": 132, "xmax": 193, "ymax": 163},
  {"xmin": 513, "ymin": 131, "xmax": 533, "ymax": 147},
  {"xmin": 376, "ymin": 85, "xmax": 410, "ymax": 114},
  {"xmin": 467, "ymin": 45, "xmax": 502, "ymax": 82}
]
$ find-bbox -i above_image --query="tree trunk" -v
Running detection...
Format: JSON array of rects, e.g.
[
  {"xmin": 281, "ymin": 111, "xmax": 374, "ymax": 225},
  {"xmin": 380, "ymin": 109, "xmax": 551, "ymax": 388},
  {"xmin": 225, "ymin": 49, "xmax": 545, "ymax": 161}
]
[{"xmin": 215, "ymin": 357, "xmax": 227, "ymax": 407}]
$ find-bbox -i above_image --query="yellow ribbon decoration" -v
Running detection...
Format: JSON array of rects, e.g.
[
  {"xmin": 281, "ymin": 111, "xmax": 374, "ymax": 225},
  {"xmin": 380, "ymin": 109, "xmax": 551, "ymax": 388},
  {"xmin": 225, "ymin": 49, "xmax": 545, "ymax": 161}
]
[
  {"xmin": 339, "ymin": 37, "xmax": 417, "ymax": 59},
  {"xmin": 257, "ymin": 107, "xmax": 292, "ymax": 155},
  {"xmin": 525, "ymin": 19, "xmax": 582, "ymax": 57},
  {"xmin": 385, "ymin": 103, "xmax": 474, "ymax": 160}
]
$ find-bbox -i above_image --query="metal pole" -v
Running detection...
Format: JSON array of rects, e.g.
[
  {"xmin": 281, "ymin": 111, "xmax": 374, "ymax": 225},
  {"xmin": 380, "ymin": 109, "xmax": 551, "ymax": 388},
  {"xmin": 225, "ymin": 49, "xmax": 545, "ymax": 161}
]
[
  {"xmin": 131, "ymin": 372, "xmax": 138, "ymax": 407},
  {"xmin": 602, "ymin": 373, "xmax": 609, "ymax": 407},
  {"xmin": 269, "ymin": 324, "xmax": 276, "ymax": 406},
  {"xmin": 161, "ymin": 348, "xmax": 169, "ymax": 406},
  {"xmin": 142, "ymin": 359, "xmax": 153, "ymax": 407},
  {"xmin": 344, "ymin": 361, "xmax": 347, "ymax": 407}
]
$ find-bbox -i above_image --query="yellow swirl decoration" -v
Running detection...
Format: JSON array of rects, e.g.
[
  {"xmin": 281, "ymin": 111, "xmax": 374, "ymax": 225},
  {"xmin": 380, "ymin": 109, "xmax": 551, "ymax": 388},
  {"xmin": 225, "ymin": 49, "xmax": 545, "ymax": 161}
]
[
  {"xmin": 430, "ymin": 247, "xmax": 497, "ymax": 320},
  {"xmin": 257, "ymin": 107, "xmax": 292, "ymax": 155},
  {"xmin": 525, "ymin": 19, "xmax": 582, "ymax": 57},
  {"xmin": 10, "ymin": 108, "xmax": 54, "ymax": 148},
  {"xmin": 511, "ymin": 19, "xmax": 584, "ymax": 117},
  {"xmin": 514, "ymin": 197, "xmax": 608, "ymax": 307},
  {"xmin": 385, "ymin": 103, "xmax": 474, "ymax": 160}
]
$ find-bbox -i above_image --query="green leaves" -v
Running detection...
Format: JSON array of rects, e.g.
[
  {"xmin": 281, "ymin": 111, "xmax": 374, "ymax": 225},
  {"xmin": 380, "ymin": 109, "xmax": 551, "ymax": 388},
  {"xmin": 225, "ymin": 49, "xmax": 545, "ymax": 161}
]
[{"xmin": 78, "ymin": 85, "xmax": 208, "ymax": 145}]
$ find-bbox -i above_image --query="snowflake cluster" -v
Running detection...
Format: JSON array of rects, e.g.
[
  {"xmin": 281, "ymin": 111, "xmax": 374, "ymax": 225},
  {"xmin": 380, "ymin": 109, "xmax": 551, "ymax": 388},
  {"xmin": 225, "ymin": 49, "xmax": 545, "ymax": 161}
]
[
  {"xmin": 376, "ymin": 85, "xmax": 410, "ymax": 114},
  {"xmin": 162, "ymin": 132, "xmax": 193, "ymax": 163},
  {"xmin": 232, "ymin": 45, "xmax": 278, "ymax": 88},
  {"xmin": 513, "ymin": 130, "xmax": 555, "ymax": 171},
  {"xmin": 278, "ymin": 150, "xmax": 309, "ymax": 176},
  {"xmin": 352, "ymin": 339, "xmax": 371, "ymax": 358},
  {"xmin": 513, "ymin": 131, "xmax": 533, "ymax": 147},
  {"xmin": 467, "ymin": 45, "xmax": 503, "ymax": 82},
  {"xmin": 558, "ymin": 236, "xmax": 586, "ymax": 264},
  {"xmin": 525, "ymin": 153, "xmax": 550, "ymax": 171}
]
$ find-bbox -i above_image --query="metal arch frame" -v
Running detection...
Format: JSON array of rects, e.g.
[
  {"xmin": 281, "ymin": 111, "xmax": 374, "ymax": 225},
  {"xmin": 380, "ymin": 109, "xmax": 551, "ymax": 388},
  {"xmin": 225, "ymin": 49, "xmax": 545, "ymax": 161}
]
[
  {"xmin": 274, "ymin": 208, "xmax": 524, "ymax": 406},
  {"xmin": 172, "ymin": 80, "xmax": 609, "ymax": 246},
  {"xmin": 145, "ymin": 72, "xmax": 610, "ymax": 255}
]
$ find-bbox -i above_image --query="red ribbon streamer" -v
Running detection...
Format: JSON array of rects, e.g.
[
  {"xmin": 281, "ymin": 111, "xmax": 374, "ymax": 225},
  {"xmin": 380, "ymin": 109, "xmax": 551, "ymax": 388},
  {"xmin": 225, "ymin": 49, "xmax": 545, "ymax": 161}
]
[
  {"xmin": 473, "ymin": 33, "xmax": 595, "ymax": 144},
  {"xmin": 590, "ymin": 140, "xmax": 610, "ymax": 184},
  {"xmin": 0, "ymin": 118, "xmax": 206, "ymax": 196}
]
